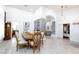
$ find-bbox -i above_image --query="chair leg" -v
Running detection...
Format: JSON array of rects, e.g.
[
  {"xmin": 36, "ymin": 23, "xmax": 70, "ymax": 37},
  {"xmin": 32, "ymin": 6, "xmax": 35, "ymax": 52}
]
[
  {"xmin": 16, "ymin": 48, "xmax": 18, "ymax": 51},
  {"xmin": 42, "ymin": 40, "xmax": 43, "ymax": 45},
  {"xmin": 33, "ymin": 49, "xmax": 35, "ymax": 54},
  {"xmin": 39, "ymin": 44, "xmax": 40, "ymax": 51},
  {"xmin": 16, "ymin": 45, "xmax": 18, "ymax": 51},
  {"xmin": 39, "ymin": 47, "xmax": 40, "ymax": 51},
  {"xmin": 33, "ymin": 46, "xmax": 35, "ymax": 54}
]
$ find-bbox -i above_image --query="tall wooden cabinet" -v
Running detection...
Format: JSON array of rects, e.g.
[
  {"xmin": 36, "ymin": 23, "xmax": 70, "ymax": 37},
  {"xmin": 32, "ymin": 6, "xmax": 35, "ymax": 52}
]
[
  {"xmin": 4, "ymin": 22, "xmax": 11, "ymax": 40},
  {"xmin": 4, "ymin": 11, "xmax": 11, "ymax": 40}
]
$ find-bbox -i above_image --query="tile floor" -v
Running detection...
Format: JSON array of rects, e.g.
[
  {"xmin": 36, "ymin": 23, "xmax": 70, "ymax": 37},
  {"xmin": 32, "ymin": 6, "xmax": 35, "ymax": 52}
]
[{"xmin": 0, "ymin": 36, "xmax": 79, "ymax": 54}]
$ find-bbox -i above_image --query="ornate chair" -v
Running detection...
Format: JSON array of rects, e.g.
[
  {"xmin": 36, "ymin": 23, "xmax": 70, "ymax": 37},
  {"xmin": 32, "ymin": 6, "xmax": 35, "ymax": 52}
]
[
  {"xmin": 29, "ymin": 32, "xmax": 42, "ymax": 53},
  {"xmin": 14, "ymin": 32, "xmax": 29, "ymax": 51}
]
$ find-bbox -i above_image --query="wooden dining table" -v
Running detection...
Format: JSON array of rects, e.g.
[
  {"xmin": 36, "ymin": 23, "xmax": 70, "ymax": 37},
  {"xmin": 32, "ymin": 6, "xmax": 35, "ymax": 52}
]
[
  {"xmin": 22, "ymin": 32, "xmax": 34, "ymax": 41},
  {"xmin": 22, "ymin": 31, "xmax": 43, "ymax": 42},
  {"xmin": 22, "ymin": 31, "xmax": 44, "ymax": 49}
]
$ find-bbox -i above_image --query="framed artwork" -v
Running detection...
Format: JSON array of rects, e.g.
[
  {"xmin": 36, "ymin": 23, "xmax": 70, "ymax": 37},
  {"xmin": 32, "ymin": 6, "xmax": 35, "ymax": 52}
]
[{"xmin": 23, "ymin": 22, "xmax": 30, "ymax": 32}]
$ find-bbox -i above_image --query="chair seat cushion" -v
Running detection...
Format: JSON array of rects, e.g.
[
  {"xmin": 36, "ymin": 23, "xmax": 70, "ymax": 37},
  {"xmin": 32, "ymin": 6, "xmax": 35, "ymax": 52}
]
[
  {"xmin": 29, "ymin": 41, "xmax": 34, "ymax": 46},
  {"xmin": 29, "ymin": 41, "xmax": 39, "ymax": 47},
  {"xmin": 19, "ymin": 40, "xmax": 28, "ymax": 44}
]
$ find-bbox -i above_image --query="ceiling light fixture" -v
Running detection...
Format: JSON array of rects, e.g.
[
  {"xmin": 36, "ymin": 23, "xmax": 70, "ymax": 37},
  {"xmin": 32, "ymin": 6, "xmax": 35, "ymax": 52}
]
[
  {"xmin": 61, "ymin": 5, "xmax": 64, "ymax": 16},
  {"xmin": 61, "ymin": 5, "xmax": 68, "ymax": 16}
]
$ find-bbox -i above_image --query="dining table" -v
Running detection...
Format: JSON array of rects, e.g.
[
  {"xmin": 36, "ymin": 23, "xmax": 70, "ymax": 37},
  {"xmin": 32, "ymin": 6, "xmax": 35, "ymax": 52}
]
[{"xmin": 22, "ymin": 32, "xmax": 34, "ymax": 41}]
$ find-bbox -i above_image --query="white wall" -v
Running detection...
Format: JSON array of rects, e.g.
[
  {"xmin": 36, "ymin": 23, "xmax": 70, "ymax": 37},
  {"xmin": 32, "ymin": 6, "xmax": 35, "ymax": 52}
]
[
  {"xmin": 5, "ymin": 6, "xmax": 46, "ymax": 33},
  {"xmin": 63, "ymin": 7, "xmax": 79, "ymax": 42},
  {"xmin": 5, "ymin": 7, "xmax": 34, "ymax": 40},
  {"xmin": 42, "ymin": 7, "xmax": 59, "ymax": 37},
  {"xmin": 0, "ymin": 6, "xmax": 4, "ymax": 40},
  {"xmin": 70, "ymin": 24, "xmax": 79, "ymax": 42},
  {"xmin": 55, "ymin": 7, "xmax": 79, "ymax": 42},
  {"xmin": 5, "ymin": 7, "xmax": 34, "ymax": 34},
  {"xmin": 47, "ymin": 6, "xmax": 79, "ymax": 40}
]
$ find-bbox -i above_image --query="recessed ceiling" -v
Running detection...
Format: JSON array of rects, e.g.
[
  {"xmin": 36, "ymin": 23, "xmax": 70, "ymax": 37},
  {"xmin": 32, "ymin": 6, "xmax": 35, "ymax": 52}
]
[{"xmin": 5, "ymin": 5, "xmax": 41, "ymax": 12}]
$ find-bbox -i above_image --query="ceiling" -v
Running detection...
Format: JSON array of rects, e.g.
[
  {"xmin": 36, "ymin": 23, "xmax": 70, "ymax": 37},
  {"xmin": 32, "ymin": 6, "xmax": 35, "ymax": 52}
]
[
  {"xmin": 5, "ymin": 5, "xmax": 41, "ymax": 12},
  {"xmin": 5, "ymin": 5, "xmax": 79, "ymax": 12}
]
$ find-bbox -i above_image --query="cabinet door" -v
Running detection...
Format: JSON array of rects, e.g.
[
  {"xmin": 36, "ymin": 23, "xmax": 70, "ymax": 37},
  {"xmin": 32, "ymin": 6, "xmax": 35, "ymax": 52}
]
[{"xmin": 4, "ymin": 23, "xmax": 11, "ymax": 40}]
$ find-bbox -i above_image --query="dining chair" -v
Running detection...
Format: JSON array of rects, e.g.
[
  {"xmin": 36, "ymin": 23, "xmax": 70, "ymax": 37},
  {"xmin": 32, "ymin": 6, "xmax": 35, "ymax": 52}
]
[
  {"xmin": 29, "ymin": 32, "xmax": 42, "ymax": 53},
  {"xmin": 14, "ymin": 32, "xmax": 29, "ymax": 51}
]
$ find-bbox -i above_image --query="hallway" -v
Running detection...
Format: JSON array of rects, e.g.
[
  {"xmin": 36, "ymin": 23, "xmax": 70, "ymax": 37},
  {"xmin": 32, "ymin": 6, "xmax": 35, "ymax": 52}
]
[{"xmin": 0, "ymin": 37, "xmax": 79, "ymax": 54}]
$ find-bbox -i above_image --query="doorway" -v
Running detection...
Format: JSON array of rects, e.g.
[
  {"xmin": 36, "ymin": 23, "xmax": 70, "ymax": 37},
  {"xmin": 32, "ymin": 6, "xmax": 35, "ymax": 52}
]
[{"xmin": 63, "ymin": 24, "xmax": 70, "ymax": 39}]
